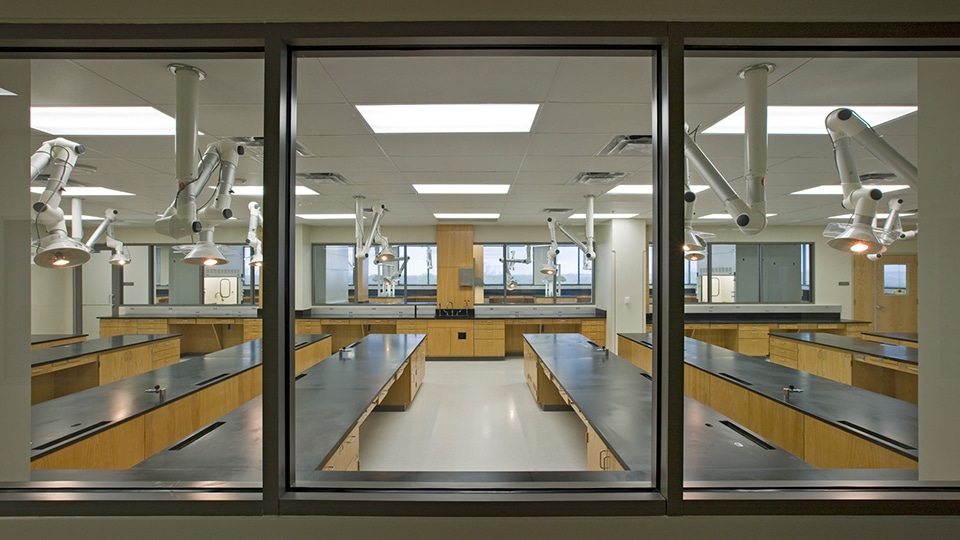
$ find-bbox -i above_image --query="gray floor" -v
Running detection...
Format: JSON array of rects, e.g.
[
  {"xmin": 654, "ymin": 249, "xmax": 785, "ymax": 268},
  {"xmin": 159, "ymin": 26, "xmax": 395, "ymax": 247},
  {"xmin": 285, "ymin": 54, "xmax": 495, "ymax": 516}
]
[{"xmin": 360, "ymin": 356, "xmax": 587, "ymax": 471}]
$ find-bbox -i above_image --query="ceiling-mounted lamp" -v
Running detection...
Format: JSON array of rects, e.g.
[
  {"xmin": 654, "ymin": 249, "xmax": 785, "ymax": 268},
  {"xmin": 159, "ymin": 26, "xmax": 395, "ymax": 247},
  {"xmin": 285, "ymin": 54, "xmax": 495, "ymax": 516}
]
[
  {"xmin": 507, "ymin": 279, "xmax": 518, "ymax": 290},
  {"xmin": 540, "ymin": 241, "xmax": 560, "ymax": 275},
  {"xmin": 355, "ymin": 196, "xmax": 393, "ymax": 263},
  {"xmin": 682, "ymin": 228, "xmax": 706, "ymax": 253},
  {"xmin": 183, "ymin": 230, "xmax": 228, "ymax": 266},
  {"xmin": 34, "ymin": 233, "xmax": 91, "ymax": 269},
  {"xmin": 376, "ymin": 242, "xmax": 398, "ymax": 263},
  {"xmin": 826, "ymin": 222, "xmax": 885, "ymax": 255},
  {"xmin": 109, "ymin": 245, "xmax": 132, "ymax": 266},
  {"xmin": 822, "ymin": 108, "xmax": 919, "ymax": 255}
]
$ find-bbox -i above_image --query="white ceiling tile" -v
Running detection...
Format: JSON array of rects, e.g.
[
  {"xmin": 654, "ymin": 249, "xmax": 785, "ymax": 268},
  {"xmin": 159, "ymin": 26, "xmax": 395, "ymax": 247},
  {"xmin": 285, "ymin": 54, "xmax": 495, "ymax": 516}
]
[
  {"xmin": 535, "ymin": 102, "xmax": 651, "ymax": 134},
  {"xmin": 547, "ymin": 57, "xmax": 652, "ymax": 103},
  {"xmin": 26, "ymin": 55, "xmax": 922, "ymax": 229},
  {"xmin": 375, "ymin": 133, "xmax": 530, "ymax": 157},
  {"xmin": 319, "ymin": 56, "xmax": 562, "ymax": 104},
  {"xmin": 297, "ymin": 103, "xmax": 373, "ymax": 136},
  {"xmin": 296, "ymin": 135, "xmax": 386, "ymax": 158},
  {"xmin": 391, "ymin": 155, "xmax": 523, "ymax": 173}
]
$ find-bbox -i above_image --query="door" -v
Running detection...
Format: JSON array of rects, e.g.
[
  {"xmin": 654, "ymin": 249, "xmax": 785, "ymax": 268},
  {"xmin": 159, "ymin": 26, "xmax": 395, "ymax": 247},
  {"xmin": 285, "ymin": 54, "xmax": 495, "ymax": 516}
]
[{"xmin": 853, "ymin": 254, "xmax": 918, "ymax": 332}]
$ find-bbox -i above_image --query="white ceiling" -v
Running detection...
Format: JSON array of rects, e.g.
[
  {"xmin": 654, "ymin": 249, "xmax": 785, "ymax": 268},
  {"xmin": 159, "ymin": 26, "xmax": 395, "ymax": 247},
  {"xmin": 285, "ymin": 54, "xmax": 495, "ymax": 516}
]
[{"xmin": 28, "ymin": 54, "xmax": 919, "ymax": 232}]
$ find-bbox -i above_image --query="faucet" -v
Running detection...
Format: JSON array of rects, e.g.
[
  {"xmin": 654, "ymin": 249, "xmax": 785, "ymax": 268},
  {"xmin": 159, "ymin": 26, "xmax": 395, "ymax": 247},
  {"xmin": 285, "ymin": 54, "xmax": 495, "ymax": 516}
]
[
  {"xmin": 782, "ymin": 384, "xmax": 803, "ymax": 402},
  {"xmin": 145, "ymin": 384, "xmax": 167, "ymax": 403}
]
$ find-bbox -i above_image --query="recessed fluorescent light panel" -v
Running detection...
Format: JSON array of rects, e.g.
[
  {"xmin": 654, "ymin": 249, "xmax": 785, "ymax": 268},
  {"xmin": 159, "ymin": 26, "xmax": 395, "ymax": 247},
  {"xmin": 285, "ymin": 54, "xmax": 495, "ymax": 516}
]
[
  {"xmin": 703, "ymin": 106, "xmax": 917, "ymax": 135},
  {"xmin": 828, "ymin": 212, "xmax": 915, "ymax": 220},
  {"xmin": 413, "ymin": 184, "xmax": 510, "ymax": 195},
  {"xmin": 30, "ymin": 186, "xmax": 133, "ymax": 197},
  {"xmin": 62, "ymin": 215, "xmax": 99, "ymax": 221},
  {"xmin": 791, "ymin": 184, "xmax": 910, "ymax": 195},
  {"xmin": 434, "ymin": 213, "xmax": 500, "ymax": 220},
  {"xmin": 31, "ymin": 106, "xmax": 178, "ymax": 136},
  {"xmin": 297, "ymin": 214, "xmax": 357, "ymax": 220},
  {"xmin": 606, "ymin": 185, "xmax": 710, "ymax": 195},
  {"xmin": 569, "ymin": 213, "xmax": 638, "ymax": 219},
  {"xmin": 227, "ymin": 186, "xmax": 318, "ymax": 196},
  {"xmin": 698, "ymin": 213, "xmax": 777, "ymax": 220},
  {"xmin": 0, "ymin": 87, "xmax": 17, "ymax": 96},
  {"xmin": 356, "ymin": 104, "xmax": 539, "ymax": 134}
]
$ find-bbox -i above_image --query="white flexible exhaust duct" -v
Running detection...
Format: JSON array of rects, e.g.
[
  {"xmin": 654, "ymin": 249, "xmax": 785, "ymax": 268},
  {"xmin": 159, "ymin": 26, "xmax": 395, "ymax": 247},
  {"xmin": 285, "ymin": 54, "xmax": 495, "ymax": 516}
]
[{"xmin": 684, "ymin": 63, "xmax": 774, "ymax": 235}]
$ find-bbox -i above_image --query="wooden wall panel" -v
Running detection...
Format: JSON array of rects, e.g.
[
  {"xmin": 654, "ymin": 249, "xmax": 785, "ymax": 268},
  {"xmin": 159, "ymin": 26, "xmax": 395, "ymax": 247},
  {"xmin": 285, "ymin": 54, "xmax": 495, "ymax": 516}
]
[{"xmin": 436, "ymin": 224, "xmax": 474, "ymax": 308}]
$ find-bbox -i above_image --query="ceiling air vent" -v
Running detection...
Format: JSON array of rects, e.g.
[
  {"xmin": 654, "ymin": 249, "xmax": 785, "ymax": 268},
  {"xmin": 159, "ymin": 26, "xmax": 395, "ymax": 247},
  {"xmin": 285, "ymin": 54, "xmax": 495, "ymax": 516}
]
[
  {"xmin": 225, "ymin": 136, "xmax": 314, "ymax": 157},
  {"xmin": 598, "ymin": 135, "xmax": 653, "ymax": 156},
  {"xmin": 542, "ymin": 208, "xmax": 573, "ymax": 214},
  {"xmin": 859, "ymin": 172, "xmax": 897, "ymax": 181},
  {"xmin": 568, "ymin": 172, "xmax": 628, "ymax": 186},
  {"xmin": 296, "ymin": 172, "xmax": 352, "ymax": 185}
]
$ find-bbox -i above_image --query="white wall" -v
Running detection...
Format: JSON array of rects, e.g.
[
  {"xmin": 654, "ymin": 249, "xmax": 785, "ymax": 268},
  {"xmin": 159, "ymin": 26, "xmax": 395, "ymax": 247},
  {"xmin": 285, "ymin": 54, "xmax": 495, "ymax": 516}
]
[
  {"xmin": 608, "ymin": 219, "xmax": 647, "ymax": 349},
  {"xmin": 30, "ymin": 265, "xmax": 73, "ymax": 333}
]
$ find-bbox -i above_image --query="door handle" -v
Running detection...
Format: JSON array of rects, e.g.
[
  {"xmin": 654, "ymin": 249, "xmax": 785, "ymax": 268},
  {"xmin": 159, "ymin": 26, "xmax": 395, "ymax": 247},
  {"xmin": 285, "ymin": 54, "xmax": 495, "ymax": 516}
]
[{"xmin": 875, "ymin": 305, "xmax": 885, "ymax": 311}]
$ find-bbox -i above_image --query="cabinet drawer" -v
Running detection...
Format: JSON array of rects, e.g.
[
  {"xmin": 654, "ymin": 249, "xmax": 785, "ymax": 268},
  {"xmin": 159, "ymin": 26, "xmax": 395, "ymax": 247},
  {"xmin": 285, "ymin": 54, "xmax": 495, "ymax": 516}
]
[
  {"xmin": 769, "ymin": 337, "xmax": 799, "ymax": 351},
  {"xmin": 474, "ymin": 339, "xmax": 505, "ymax": 357},
  {"xmin": 770, "ymin": 345, "xmax": 799, "ymax": 361},
  {"xmin": 31, "ymin": 365, "xmax": 52, "ymax": 376},
  {"xmin": 474, "ymin": 327, "xmax": 504, "ymax": 340},
  {"xmin": 739, "ymin": 329, "xmax": 768, "ymax": 339},
  {"xmin": 709, "ymin": 324, "xmax": 738, "ymax": 330},
  {"xmin": 739, "ymin": 324, "xmax": 768, "ymax": 331}
]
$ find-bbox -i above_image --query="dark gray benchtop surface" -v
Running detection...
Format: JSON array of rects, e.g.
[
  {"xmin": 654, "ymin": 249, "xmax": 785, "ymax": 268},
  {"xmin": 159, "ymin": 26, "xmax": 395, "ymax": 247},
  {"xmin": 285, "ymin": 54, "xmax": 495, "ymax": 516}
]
[
  {"xmin": 770, "ymin": 332, "xmax": 918, "ymax": 365},
  {"xmin": 523, "ymin": 334, "xmax": 822, "ymax": 479},
  {"xmin": 132, "ymin": 333, "xmax": 426, "ymax": 477},
  {"xmin": 31, "ymin": 332, "xmax": 920, "ymax": 484},
  {"xmin": 862, "ymin": 331, "xmax": 919, "ymax": 343},
  {"xmin": 31, "ymin": 334, "xmax": 179, "ymax": 367},
  {"xmin": 30, "ymin": 334, "xmax": 330, "ymax": 461},
  {"xmin": 31, "ymin": 333, "xmax": 87, "ymax": 345},
  {"xmin": 619, "ymin": 333, "xmax": 918, "ymax": 461}
]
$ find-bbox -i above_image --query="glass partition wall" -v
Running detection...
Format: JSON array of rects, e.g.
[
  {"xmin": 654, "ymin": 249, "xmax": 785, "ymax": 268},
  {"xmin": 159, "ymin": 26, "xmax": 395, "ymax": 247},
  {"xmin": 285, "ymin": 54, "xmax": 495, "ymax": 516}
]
[
  {"xmin": 681, "ymin": 53, "xmax": 928, "ymax": 491},
  {"xmin": 293, "ymin": 53, "xmax": 655, "ymax": 490},
  {"xmin": 19, "ymin": 56, "xmax": 266, "ymax": 489},
  {"xmin": 2, "ymin": 22, "xmax": 959, "ymax": 521}
]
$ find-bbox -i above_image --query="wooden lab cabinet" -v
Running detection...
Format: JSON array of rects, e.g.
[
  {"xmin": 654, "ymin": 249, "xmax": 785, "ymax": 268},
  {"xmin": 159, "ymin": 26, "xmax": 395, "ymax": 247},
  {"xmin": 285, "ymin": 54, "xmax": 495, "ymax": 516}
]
[
  {"xmin": 31, "ymin": 337, "xmax": 180, "ymax": 404},
  {"xmin": 426, "ymin": 320, "xmax": 474, "ymax": 357}
]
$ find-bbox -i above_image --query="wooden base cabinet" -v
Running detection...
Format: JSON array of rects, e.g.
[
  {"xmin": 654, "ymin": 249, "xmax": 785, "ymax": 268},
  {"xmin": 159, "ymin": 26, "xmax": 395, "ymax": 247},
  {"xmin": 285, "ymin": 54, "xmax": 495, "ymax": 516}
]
[
  {"xmin": 684, "ymin": 364, "xmax": 915, "ymax": 469},
  {"xmin": 31, "ymin": 337, "xmax": 180, "ymax": 404},
  {"xmin": 100, "ymin": 318, "xmax": 258, "ymax": 353},
  {"xmin": 586, "ymin": 424, "xmax": 625, "ymax": 471}
]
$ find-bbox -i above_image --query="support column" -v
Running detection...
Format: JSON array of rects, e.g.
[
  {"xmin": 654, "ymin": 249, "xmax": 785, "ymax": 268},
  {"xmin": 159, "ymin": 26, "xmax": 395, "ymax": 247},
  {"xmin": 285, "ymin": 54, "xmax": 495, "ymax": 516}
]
[
  {"xmin": 0, "ymin": 59, "xmax": 31, "ymax": 481},
  {"xmin": 917, "ymin": 58, "xmax": 960, "ymax": 480}
]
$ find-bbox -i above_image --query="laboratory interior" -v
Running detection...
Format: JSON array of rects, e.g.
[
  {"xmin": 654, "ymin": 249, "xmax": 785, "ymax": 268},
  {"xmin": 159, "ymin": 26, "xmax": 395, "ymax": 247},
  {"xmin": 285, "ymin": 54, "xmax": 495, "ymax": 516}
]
[{"xmin": 9, "ymin": 49, "xmax": 956, "ymax": 494}]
